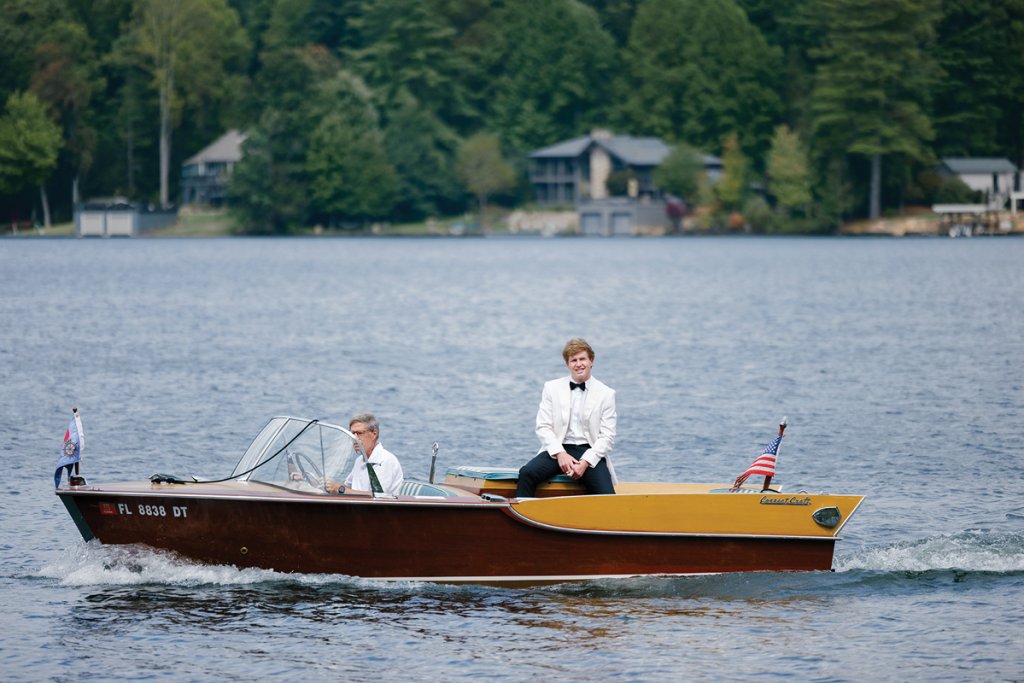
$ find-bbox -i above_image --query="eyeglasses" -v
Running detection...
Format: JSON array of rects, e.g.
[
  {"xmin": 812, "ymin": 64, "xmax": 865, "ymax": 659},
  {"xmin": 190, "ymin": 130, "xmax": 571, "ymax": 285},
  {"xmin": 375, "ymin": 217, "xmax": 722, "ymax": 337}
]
[{"xmin": 351, "ymin": 429, "xmax": 373, "ymax": 436}]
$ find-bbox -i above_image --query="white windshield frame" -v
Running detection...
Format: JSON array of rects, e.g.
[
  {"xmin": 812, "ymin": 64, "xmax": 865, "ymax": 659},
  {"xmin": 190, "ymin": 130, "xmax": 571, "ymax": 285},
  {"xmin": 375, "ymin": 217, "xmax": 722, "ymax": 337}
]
[{"xmin": 231, "ymin": 416, "xmax": 358, "ymax": 494}]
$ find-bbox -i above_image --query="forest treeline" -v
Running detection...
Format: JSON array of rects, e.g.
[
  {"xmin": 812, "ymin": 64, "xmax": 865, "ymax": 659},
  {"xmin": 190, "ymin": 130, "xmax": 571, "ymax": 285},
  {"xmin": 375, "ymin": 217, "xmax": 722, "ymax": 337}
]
[{"xmin": 1, "ymin": 0, "xmax": 1022, "ymax": 232}]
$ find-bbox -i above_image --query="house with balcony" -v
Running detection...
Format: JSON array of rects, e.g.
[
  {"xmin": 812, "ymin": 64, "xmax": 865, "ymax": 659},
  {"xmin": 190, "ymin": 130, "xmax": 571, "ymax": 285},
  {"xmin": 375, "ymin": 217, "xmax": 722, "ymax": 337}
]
[
  {"xmin": 528, "ymin": 129, "xmax": 722, "ymax": 206},
  {"xmin": 180, "ymin": 130, "xmax": 247, "ymax": 207},
  {"xmin": 528, "ymin": 129, "xmax": 721, "ymax": 235}
]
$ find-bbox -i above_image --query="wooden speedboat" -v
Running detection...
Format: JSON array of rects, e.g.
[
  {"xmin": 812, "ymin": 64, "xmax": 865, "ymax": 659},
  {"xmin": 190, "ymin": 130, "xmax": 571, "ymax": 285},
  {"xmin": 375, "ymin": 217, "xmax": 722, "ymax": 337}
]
[{"xmin": 56, "ymin": 416, "xmax": 864, "ymax": 585}]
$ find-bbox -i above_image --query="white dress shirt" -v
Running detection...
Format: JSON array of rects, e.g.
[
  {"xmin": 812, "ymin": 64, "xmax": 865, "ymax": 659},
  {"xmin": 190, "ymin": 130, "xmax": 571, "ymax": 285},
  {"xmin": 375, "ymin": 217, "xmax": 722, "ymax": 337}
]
[
  {"xmin": 564, "ymin": 384, "xmax": 588, "ymax": 445},
  {"xmin": 344, "ymin": 443, "xmax": 404, "ymax": 496}
]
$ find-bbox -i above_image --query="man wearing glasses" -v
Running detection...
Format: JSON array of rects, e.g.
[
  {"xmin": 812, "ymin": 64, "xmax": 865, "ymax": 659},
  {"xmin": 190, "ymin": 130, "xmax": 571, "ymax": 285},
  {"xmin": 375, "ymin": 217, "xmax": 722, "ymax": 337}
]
[{"xmin": 342, "ymin": 412, "xmax": 404, "ymax": 496}]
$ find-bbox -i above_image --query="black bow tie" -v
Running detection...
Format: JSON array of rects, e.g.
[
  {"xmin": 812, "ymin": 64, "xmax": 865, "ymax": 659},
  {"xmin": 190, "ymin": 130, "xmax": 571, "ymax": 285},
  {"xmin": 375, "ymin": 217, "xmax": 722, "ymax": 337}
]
[{"xmin": 570, "ymin": 381, "xmax": 586, "ymax": 391}]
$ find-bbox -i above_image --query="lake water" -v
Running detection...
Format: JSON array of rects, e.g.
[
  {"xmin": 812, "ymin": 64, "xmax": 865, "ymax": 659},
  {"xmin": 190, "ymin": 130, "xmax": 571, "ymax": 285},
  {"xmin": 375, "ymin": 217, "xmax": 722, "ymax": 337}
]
[{"xmin": 1, "ymin": 236, "xmax": 1022, "ymax": 681}]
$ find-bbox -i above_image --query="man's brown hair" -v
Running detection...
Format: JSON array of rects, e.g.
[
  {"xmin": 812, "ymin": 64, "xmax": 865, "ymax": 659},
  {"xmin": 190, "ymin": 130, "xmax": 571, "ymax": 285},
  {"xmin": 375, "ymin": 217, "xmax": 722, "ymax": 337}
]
[{"xmin": 562, "ymin": 338, "xmax": 595, "ymax": 362}]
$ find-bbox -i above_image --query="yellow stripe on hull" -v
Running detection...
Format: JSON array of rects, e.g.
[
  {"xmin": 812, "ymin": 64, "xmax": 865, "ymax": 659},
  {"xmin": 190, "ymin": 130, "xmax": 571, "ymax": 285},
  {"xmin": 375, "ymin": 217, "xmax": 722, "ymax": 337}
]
[{"xmin": 510, "ymin": 490, "xmax": 864, "ymax": 538}]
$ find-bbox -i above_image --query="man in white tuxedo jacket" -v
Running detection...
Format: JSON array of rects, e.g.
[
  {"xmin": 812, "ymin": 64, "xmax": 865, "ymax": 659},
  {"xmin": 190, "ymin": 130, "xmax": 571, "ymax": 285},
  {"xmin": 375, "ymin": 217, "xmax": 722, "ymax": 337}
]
[{"xmin": 515, "ymin": 338, "xmax": 617, "ymax": 497}]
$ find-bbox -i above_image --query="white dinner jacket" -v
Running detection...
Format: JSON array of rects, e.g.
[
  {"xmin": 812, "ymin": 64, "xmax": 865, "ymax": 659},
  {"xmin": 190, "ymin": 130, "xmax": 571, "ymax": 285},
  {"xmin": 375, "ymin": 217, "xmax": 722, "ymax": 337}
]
[{"xmin": 535, "ymin": 375, "xmax": 617, "ymax": 482}]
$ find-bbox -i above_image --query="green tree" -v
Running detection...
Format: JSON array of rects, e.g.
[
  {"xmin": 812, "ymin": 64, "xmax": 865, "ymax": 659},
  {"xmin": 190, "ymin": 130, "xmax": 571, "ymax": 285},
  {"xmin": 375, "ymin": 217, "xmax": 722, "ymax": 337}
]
[
  {"xmin": 716, "ymin": 133, "xmax": 748, "ymax": 210},
  {"xmin": 810, "ymin": 0, "xmax": 941, "ymax": 220},
  {"xmin": 349, "ymin": 0, "xmax": 473, "ymax": 131},
  {"xmin": 30, "ymin": 18, "xmax": 104, "ymax": 206},
  {"xmin": 581, "ymin": 0, "xmax": 640, "ymax": 47},
  {"xmin": 653, "ymin": 143, "xmax": 705, "ymax": 201},
  {"xmin": 930, "ymin": 0, "xmax": 1024, "ymax": 166},
  {"xmin": 126, "ymin": 0, "xmax": 249, "ymax": 206},
  {"xmin": 306, "ymin": 112, "xmax": 398, "ymax": 223},
  {"xmin": 616, "ymin": 0, "xmax": 783, "ymax": 160},
  {"xmin": 1001, "ymin": 2, "xmax": 1024, "ymax": 169},
  {"xmin": 455, "ymin": 132, "xmax": 515, "ymax": 228},
  {"xmin": 231, "ymin": 53, "xmax": 398, "ymax": 232},
  {"xmin": 815, "ymin": 156, "xmax": 856, "ymax": 228},
  {"xmin": 0, "ymin": 0, "xmax": 107, "ymax": 218},
  {"xmin": 0, "ymin": 92, "xmax": 63, "ymax": 226},
  {"xmin": 737, "ymin": 0, "xmax": 825, "ymax": 132},
  {"xmin": 766, "ymin": 125, "xmax": 812, "ymax": 213},
  {"xmin": 228, "ymin": 111, "xmax": 308, "ymax": 233},
  {"xmin": 105, "ymin": 68, "xmax": 154, "ymax": 200},
  {"xmin": 304, "ymin": 68, "xmax": 397, "ymax": 223},
  {"xmin": 0, "ymin": 0, "xmax": 69, "ymax": 104},
  {"xmin": 383, "ymin": 92, "xmax": 462, "ymax": 220},
  {"xmin": 250, "ymin": 43, "xmax": 337, "ymax": 117},
  {"xmin": 261, "ymin": 0, "xmax": 359, "ymax": 53},
  {"xmin": 477, "ymin": 0, "xmax": 615, "ymax": 153},
  {"xmin": 345, "ymin": 0, "xmax": 469, "ymax": 219},
  {"xmin": 229, "ymin": 46, "xmax": 344, "ymax": 233},
  {"xmin": 933, "ymin": 175, "xmax": 977, "ymax": 203}
]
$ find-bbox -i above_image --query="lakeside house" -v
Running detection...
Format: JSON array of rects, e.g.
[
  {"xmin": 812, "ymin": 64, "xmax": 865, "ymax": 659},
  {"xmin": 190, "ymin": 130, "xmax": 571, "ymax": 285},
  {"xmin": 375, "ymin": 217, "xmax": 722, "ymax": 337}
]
[
  {"xmin": 528, "ymin": 128, "xmax": 721, "ymax": 205},
  {"xmin": 528, "ymin": 129, "xmax": 721, "ymax": 235},
  {"xmin": 938, "ymin": 157, "xmax": 1019, "ymax": 207},
  {"xmin": 180, "ymin": 130, "xmax": 247, "ymax": 207}
]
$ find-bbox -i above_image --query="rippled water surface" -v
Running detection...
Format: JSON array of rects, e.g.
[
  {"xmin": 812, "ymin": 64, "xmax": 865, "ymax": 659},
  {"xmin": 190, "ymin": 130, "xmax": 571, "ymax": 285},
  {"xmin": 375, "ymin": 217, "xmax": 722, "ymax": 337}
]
[{"xmin": 1, "ymin": 236, "xmax": 1022, "ymax": 681}]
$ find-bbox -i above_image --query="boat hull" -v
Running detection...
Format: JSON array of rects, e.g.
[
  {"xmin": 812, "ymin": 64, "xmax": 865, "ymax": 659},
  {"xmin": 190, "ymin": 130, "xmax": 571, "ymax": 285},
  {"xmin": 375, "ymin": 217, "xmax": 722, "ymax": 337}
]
[{"xmin": 57, "ymin": 483, "xmax": 859, "ymax": 584}]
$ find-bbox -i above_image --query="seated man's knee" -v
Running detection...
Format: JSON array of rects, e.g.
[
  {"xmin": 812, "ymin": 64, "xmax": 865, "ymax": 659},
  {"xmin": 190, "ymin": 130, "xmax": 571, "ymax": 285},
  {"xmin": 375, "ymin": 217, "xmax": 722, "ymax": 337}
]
[{"xmin": 519, "ymin": 465, "xmax": 542, "ymax": 485}]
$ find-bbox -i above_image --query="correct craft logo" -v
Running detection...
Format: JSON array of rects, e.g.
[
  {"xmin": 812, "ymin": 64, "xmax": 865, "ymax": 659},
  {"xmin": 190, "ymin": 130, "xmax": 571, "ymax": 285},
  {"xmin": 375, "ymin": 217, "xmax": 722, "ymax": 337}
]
[{"xmin": 759, "ymin": 496, "xmax": 812, "ymax": 506}]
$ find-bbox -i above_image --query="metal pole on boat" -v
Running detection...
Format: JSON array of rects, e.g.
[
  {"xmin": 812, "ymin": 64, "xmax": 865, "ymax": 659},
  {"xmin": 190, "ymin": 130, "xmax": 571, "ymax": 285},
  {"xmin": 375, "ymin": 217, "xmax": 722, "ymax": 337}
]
[
  {"xmin": 429, "ymin": 442, "xmax": 439, "ymax": 483},
  {"xmin": 762, "ymin": 417, "xmax": 787, "ymax": 491},
  {"xmin": 71, "ymin": 407, "xmax": 81, "ymax": 479}
]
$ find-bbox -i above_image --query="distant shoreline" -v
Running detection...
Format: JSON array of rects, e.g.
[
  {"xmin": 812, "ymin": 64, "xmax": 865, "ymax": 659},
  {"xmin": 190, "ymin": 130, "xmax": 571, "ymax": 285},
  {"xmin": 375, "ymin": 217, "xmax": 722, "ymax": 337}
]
[{"xmin": 7, "ymin": 209, "xmax": 1023, "ymax": 238}]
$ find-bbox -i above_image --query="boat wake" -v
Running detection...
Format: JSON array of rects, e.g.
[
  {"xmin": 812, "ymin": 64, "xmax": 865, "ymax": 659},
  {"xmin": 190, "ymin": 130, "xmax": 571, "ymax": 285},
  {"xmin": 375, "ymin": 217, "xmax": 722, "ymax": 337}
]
[
  {"xmin": 39, "ymin": 530, "xmax": 1023, "ymax": 596},
  {"xmin": 38, "ymin": 542, "xmax": 349, "ymax": 588},
  {"xmin": 38, "ymin": 542, "xmax": 472, "ymax": 594},
  {"xmin": 835, "ymin": 530, "xmax": 1024, "ymax": 574}
]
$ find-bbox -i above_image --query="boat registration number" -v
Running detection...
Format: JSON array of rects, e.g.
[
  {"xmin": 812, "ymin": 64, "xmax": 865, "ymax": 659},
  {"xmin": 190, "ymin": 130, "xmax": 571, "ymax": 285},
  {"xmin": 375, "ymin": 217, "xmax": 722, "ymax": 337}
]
[{"xmin": 108, "ymin": 503, "xmax": 189, "ymax": 518}]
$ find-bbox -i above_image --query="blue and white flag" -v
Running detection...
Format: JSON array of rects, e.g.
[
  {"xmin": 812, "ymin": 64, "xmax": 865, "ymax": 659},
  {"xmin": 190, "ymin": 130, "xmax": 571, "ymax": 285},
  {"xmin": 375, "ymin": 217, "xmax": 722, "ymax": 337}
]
[{"xmin": 54, "ymin": 409, "xmax": 84, "ymax": 488}]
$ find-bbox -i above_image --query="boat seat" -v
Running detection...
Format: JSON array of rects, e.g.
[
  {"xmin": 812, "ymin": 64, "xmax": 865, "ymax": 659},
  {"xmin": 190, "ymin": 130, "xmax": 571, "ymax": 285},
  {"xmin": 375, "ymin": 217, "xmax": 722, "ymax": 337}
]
[
  {"xmin": 398, "ymin": 480, "xmax": 460, "ymax": 497},
  {"xmin": 443, "ymin": 465, "xmax": 584, "ymax": 497},
  {"xmin": 444, "ymin": 465, "xmax": 575, "ymax": 483}
]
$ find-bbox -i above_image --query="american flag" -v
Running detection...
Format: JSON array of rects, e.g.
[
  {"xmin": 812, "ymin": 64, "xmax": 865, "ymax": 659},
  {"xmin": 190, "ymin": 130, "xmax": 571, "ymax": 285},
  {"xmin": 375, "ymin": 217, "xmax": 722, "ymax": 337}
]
[{"xmin": 731, "ymin": 432, "xmax": 783, "ymax": 491}]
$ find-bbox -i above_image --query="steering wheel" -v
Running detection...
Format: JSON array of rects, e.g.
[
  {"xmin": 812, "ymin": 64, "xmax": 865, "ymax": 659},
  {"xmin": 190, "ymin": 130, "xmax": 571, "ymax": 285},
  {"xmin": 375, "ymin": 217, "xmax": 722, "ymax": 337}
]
[{"xmin": 287, "ymin": 451, "xmax": 324, "ymax": 489}]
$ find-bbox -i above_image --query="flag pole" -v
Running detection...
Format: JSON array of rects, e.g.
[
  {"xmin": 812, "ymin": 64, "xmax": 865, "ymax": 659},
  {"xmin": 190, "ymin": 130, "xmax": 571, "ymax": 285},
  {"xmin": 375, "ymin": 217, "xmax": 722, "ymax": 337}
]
[
  {"xmin": 71, "ymin": 407, "xmax": 80, "ymax": 478},
  {"xmin": 762, "ymin": 417, "xmax": 787, "ymax": 491}
]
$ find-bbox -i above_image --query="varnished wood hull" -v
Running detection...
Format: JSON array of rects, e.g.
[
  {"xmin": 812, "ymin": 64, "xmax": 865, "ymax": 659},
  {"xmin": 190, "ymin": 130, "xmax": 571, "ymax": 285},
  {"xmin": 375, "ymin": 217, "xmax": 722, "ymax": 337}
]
[{"xmin": 57, "ymin": 482, "xmax": 857, "ymax": 584}]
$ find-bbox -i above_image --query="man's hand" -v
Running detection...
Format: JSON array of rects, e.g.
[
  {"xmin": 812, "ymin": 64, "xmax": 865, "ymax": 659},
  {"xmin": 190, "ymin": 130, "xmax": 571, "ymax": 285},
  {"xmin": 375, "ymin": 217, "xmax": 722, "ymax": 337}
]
[
  {"xmin": 555, "ymin": 451, "xmax": 578, "ymax": 475},
  {"xmin": 568, "ymin": 458, "xmax": 589, "ymax": 480}
]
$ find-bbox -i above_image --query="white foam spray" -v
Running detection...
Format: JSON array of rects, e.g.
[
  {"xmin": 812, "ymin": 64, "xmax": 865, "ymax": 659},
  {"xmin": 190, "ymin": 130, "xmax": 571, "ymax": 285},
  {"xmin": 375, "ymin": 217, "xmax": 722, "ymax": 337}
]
[{"xmin": 835, "ymin": 531, "xmax": 1024, "ymax": 573}]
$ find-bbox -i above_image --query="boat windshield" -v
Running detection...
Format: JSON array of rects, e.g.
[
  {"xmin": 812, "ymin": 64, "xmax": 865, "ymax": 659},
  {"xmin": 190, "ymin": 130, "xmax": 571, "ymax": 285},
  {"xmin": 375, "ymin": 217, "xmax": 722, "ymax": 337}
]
[{"xmin": 231, "ymin": 417, "xmax": 357, "ymax": 494}]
